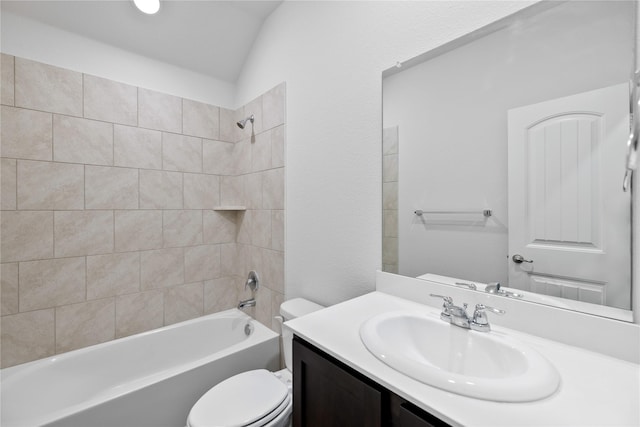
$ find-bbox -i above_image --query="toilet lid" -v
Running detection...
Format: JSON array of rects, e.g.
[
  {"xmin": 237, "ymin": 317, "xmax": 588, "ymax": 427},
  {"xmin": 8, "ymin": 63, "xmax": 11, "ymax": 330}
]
[{"xmin": 188, "ymin": 369, "xmax": 289, "ymax": 427}]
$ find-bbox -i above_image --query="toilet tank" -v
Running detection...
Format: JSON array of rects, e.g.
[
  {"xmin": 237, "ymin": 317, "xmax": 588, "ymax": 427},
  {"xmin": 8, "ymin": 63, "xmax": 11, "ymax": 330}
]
[{"xmin": 280, "ymin": 298, "xmax": 324, "ymax": 371}]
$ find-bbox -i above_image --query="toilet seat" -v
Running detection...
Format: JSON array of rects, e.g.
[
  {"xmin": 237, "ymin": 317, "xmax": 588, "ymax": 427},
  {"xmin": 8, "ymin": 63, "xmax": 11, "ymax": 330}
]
[{"xmin": 187, "ymin": 369, "xmax": 290, "ymax": 427}]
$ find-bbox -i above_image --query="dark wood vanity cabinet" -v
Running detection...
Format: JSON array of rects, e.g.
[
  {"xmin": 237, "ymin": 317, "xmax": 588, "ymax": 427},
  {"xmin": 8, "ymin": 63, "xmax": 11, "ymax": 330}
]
[{"xmin": 292, "ymin": 336, "xmax": 451, "ymax": 427}]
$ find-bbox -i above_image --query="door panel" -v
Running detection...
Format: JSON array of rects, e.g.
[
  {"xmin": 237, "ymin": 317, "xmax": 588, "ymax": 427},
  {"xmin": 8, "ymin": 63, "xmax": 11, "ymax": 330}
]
[{"xmin": 508, "ymin": 83, "xmax": 631, "ymax": 309}]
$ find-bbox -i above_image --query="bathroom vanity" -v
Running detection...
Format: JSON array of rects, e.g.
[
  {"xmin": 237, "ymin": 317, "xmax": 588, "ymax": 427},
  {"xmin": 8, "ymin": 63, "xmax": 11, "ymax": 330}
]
[
  {"xmin": 286, "ymin": 284, "xmax": 639, "ymax": 426},
  {"xmin": 293, "ymin": 337, "xmax": 447, "ymax": 427}
]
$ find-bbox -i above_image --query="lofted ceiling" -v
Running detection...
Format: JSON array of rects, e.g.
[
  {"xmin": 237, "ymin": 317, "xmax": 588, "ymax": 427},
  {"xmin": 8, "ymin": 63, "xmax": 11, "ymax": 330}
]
[{"xmin": 1, "ymin": 0, "xmax": 283, "ymax": 83}]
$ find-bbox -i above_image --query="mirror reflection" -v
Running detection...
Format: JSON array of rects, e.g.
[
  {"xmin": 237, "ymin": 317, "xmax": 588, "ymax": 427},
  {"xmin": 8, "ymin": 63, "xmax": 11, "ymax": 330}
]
[{"xmin": 382, "ymin": 1, "xmax": 635, "ymax": 319}]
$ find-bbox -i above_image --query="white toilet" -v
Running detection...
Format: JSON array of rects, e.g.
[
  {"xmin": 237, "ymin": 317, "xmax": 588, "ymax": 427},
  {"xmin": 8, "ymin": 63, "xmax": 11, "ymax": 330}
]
[{"xmin": 186, "ymin": 298, "xmax": 324, "ymax": 427}]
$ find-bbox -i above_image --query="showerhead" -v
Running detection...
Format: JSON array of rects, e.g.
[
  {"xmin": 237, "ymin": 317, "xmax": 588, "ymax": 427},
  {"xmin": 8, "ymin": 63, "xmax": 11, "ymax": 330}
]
[{"xmin": 237, "ymin": 114, "xmax": 254, "ymax": 129}]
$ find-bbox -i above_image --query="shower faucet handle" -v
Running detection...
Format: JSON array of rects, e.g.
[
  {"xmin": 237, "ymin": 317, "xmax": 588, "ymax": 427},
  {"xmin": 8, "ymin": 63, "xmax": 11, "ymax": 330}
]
[{"xmin": 245, "ymin": 270, "xmax": 260, "ymax": 293}]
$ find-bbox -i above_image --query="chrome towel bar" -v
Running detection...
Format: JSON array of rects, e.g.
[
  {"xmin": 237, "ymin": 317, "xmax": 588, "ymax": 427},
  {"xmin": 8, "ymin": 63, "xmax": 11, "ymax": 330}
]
[{"xmin": 414, "ymin": 209, "xmax": 492, "ymax": 217}]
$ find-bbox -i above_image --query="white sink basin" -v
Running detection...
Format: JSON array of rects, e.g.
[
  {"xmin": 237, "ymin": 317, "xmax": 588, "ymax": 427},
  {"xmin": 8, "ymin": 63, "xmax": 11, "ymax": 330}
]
[{"xmin": 360, "ymin": 311, "xmax": 560, "ymax": 402}]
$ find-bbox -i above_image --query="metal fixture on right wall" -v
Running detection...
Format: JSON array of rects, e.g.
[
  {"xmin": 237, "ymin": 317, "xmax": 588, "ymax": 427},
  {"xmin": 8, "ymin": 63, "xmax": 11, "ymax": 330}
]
[
  {"xmin": 623, "ymin": 70, "xmax": 639, "ymax": 192},
  {"xmin": 236, "ymin": 114, "xmax": 254, "ymax": 130}
]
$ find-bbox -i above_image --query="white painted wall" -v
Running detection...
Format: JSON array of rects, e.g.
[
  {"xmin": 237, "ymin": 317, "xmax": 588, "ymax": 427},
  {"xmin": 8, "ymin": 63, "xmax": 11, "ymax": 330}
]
[
  {"xmin": 0, "ymin": 11, "xmax": 235, "ymax": 107},
  {"xmin": 383, "ymin": 1, "xmax": 633, "ymax": 292},
  {"xmin": 234, "ymin": 1, "xmax": 539, "ymax": 306}
]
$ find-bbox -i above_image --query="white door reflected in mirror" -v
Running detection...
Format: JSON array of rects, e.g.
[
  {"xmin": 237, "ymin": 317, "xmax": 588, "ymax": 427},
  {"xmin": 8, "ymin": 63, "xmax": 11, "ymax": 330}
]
[{"xmin": 507, "ymin": 83, "xmax": 631, "ymax": 309}]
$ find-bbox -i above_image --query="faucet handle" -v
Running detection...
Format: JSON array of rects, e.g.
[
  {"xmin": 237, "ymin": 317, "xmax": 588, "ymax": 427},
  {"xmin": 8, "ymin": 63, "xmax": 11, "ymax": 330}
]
[
  {"xmin": 430, "ymin": 294, "xmax": 453, "ymax": 322},
  {"xmin": 471, "ymin": 304, "xmax": 505, "ymax": 332},
  {"xmin": 429, "ymin": 294, "xmax": 453, "ymax": 305},
  {"xmin": 245, "ymin": 270, "xmax": 259, "ymax": 293}
]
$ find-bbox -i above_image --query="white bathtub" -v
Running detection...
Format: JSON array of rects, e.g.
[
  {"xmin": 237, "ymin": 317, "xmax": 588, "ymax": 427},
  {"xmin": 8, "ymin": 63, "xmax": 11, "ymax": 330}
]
[{"xmin": 1, "ymin": 309, "xmax": 280, "ymax": 427}]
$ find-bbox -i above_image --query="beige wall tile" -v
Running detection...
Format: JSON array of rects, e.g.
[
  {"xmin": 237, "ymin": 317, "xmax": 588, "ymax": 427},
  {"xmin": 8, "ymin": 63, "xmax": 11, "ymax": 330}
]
[
  {"xmin": 19, "ymin": 257, "xmax": 85, "ymax": 311},
  {"xmin": 114, "ymin": 210, "xmax": 163, "ymax": 252},
  {"xmin": 1, "ymin": 106, "xmax": 52, "ymax": 160},
  {"xmin": 252, "ymin": 210, "xmax": 271, "ymax": 248},
  {"xmin": 115, "ymin": 290, "xmax": 163, "ymax": 338},
  {"xmin": 53, "ymin": 115, "xmax": 113, "ymax": 165},
  {"xmin": 15, "ymin": 58, "xmax": 82, "ymax": 116},
  {"xmin": 1, "ymin": 54, "xmax": 15, "ymax": 106},
  {"xmin": 17, "ymin": 160, "xmax": 84, "ymax": 210},
  {"xmin": 383, "ymin": 264, "xmax": 398, "ymax": 274},
  {"xmin": 114, "ymin": 125, "xmax": 162, "ymax": 169},
  {"xmin": 1, "ymin": 211, "xmax": 53, "ymax": 262},
  {"xmin": 162, "ymin": 133, "xmax": 202, "ymax": 173},
  {"xmin": 204, "ymin": 277, "xmax": 238, "ymax": 314},
  {"xmin": 139, "ymin": 169, "xmax": 183, "ymax": 209},
  {"xmin": 140, "ymin": 248, "xmax": 184, "ymax": 290},
  {"xmin": 233, "ymin": 138, "xmax": 252, "ymax": 175},
  {"xmin": 263, "ymin": 168, "xmax": 284, "ymax": 210},
  {"xmin": 252, "ymin": 131, "xmax": 272, "ymax": 172},
  {"xmin": 184, "ymin": 245, "xmax": 220, "ymax": 283},
  {"xmin": 254, "ymin": 285, "xmax": 273, "ymax": 329},
  {"xmin": 220, "ymin": 175, "xmax": 244, "ymax": 206},
  {"xmin": 382, "ymin": 237, "xmax": 399, "ymax": 265},
  {"xmin": 87, "ymin": 252, "xmax": 140, "ymax": 300},
  {"xmin": 1, "ymin": 309, "xmax": 55, "ymax": 368},
  {"xmin": 383, "ymin": 126, "xmax": 399, "ymax": 155},
  {"xmin": 383, "ymin": 154, "xmax": 398, "ymax": 182},
  {"xmin": 202, "ymin": 139, "xmax": 234, "ymax": 175},
  {"xmin": 383, "ymin": 210, "xmax": 398, "ymax": 238},
  {"xmin": 271, "ymin": 210, "xmax": 284, "ymax": 251},
  {"xmin": 1, "ymin": 263, "xmax": 19, "ymax": 315},
  {"xmin": 55, "ymin": 298, "xmax": 115, "ymax": 353},
  {"xmin": 183, "ymin": 99, "xmax": 219, "ymax": 140},
  {"xmin": 164, "ymin": 282, "xmax": 203, "ymax": 325},
  {"xmin": 236, "ymin": 210, "xmax": 251, "ymax": 245},
  {"xmin": 382, "ymin": 182, "xmax": 398, "ymax": 210},
  {"xmin": 271, "ymin": 125, "xmax": 285, "ymax": 168},
  {"xmin": 138, "ymin": 88, "xmax": 182, "ymax": 133},
  {"xmin": 54, "ymin": 210, "xmax": 114, "ymax": 257},
  {"xmin": 244, "ymin": 173, "xmax": 263, "ymax": 210},
  {"xmin": 262, "ymin": 83, "xmax": 285, "ymax": 131},
  {"xmin": 184, "ymin": 173, "xmax": 219, "ymax": 210},
  {"xmin": 219, "ymin": 108, "xmax": 238, "ymax": 143},
  {"xmin": 2, "ymin": 158, "xmax": 17, "ymax": 210},
  {"xmin": 245, "ymin": 245, "xmax": 263, "ymax": 276},
  {"xmin": 262, "ymin": 249, "xmax": 284, "ymax": 294},
  {"xmin": 220, "ymin": 243, "xmax": 245, "ymax": 277},
  {"xmin": 84, "ymin": 74, "xmax": 137, "ymax": 126},
  {"xmin": 163, "ymin": 210, "xmax": 202, "ymax": 247},
  {"xmin": 85, "ymin": 165, "xmax": 138, "ymax": 209},
  {"xmin": 203, "ymin": 210, "xmax": 236, "ymax": 244},
  {"xmin": 244, "ymin": 96, "xmax": 263, "ymax": 135}
]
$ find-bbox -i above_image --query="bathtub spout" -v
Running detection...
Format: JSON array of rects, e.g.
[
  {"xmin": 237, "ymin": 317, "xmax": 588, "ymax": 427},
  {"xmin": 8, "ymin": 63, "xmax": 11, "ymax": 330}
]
[{"xmin": 238, "ymin": 298, "xmax": 256, "ymax": 310}]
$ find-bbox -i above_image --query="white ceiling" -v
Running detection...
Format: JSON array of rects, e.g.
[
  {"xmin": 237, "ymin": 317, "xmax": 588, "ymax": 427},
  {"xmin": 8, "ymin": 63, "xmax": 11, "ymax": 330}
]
[{"xmin": 1, "ymin": 0, "xmax": 283, "ymax": 83}]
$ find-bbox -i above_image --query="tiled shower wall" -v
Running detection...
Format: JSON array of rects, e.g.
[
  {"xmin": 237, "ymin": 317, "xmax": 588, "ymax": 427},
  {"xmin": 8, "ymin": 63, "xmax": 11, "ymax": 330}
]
[
  {"xmin": 382, "ymin": 126, "xmax": 398, "ymax": 273},
  {"xmin": 0, "ymin": 54, "xmax": 286, "ymax": 368}
]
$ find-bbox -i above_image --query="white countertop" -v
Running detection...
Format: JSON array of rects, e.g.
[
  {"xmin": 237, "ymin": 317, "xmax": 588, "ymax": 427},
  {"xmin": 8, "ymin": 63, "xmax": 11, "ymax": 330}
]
[{"xmin": 285, "ymin": 291, "xmax": 640, "ymax": 427}]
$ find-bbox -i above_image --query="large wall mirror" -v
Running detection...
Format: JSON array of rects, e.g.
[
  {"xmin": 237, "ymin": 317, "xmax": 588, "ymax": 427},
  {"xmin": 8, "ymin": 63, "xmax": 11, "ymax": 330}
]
[{"xmin": 382, "ymin": 1, "xmax": 636, "ymax": 320}]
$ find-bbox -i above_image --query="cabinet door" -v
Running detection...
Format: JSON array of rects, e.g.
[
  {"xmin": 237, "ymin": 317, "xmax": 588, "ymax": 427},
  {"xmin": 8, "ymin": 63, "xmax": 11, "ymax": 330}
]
[
  {"xmin": 293, "ymin": 337, "xmax": 383, "ymax": 427},
  {"xmin": 391, "ymin": 394, "xmax": 450, "ymax": 427}
]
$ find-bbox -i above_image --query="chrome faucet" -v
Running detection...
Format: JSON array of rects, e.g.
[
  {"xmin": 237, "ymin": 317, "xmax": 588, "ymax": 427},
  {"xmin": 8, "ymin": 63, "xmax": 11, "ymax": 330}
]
[
  {"xmin": 238, "ymin": 270, "xmax": 260, "ymax": 310},
  {"xmin": 430, "ymin": 294, "xmax": 505, "ymax": 332},
  {"xmin": 237, "ymin": 298, "xmax": 256, "ymax": 309},
  {"xmin": 485, "ymin": 282, "xmax": 523, "ymax": 299}
]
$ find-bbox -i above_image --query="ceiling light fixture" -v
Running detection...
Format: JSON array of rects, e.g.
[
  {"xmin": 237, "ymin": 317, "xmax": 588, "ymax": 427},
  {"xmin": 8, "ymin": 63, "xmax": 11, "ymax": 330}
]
[{"xmin": 133, "ymin": 0, "xmax": 160, "ymax": 15}]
